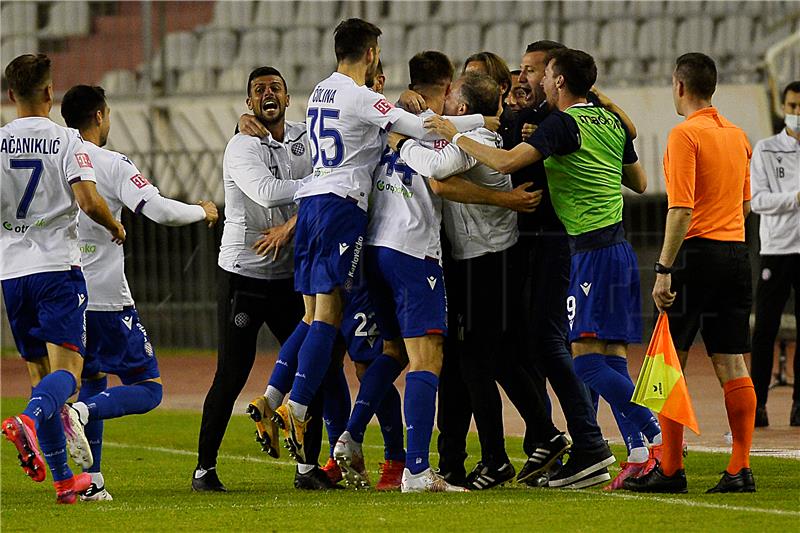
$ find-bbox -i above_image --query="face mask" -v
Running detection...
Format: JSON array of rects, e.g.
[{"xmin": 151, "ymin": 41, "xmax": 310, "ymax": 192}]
[{"xmin": 785, "ymin": 114, "xmax": 800, "ymax": 132}]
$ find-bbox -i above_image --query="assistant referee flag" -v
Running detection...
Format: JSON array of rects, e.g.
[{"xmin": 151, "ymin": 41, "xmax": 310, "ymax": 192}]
[{"xmin": 632, "ymin": 313, "xmax": 700, "ymax": 435}]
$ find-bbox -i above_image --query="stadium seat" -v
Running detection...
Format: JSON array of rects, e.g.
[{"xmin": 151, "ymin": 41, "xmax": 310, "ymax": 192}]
[
  {"xmin": 674, "ymin": 18, "xmax": 714, "ymax": 55},
  {"xmin": 1, "ymin": 1, "xmax": 37, "ymax": 37},
  {"xmin": 177, "ymin": 68, "xmax": 216, "ymax": 94},
  {"xmin": 597, "ymin": 19, "xmax": 638, "ymax": 60},
  {"xmin": 210, "ymin": 0, "xmax": 253, "ymax": 29},
  {"xmin": 637, "ymin": 17, "xmax": 676, "ymax": 60},
  {"xmin": 435, "ymin": 1, "xmax": 475, "ymax": 23},
  {"xmin": 606, "ymin": 58, "xmax": 643, "ymax": 85},
  {"xmin": 253, "ymin": 0, "xmax": 297, "ymax": 29},
  {"xmin": 99, "ymin": 69, "xmax": 138, "ymax": 96},
  {"xmin": 562, "ymin": 20, "xmax": 599, "ymax": 51},
  {"xmin": 714, "ymin": 15, "xmax": 754, "ymax": 56},
  {"xmin": 444, "ymin": 23, "xmax": 483, "ymax": 66},
  {"xmin": 234, "ymin": 29, "xmax": 281, "ymax": 69},
  {"xmin": 590, "ymin": 1, "xmax": 629, "ymax": 20},
  {"xmin": 194, "ymin": 29, "xmax": 238, "ymax": 70},
  {"xmin": 162, "ymin": 31, "xmax": 198, "ymax": 71},
  {"xmin": 561, "ymin": 1, "xmax": 593, "ymax": 19},
  {"xmin": 521, "ymin": 21, "xmax": 561, "ymax": 48},
  {"xmin": 405, "ymin": 25, "xmax": 445, "ymax": 62},
  {"xmin": 41, "ymin": 1, "xmax": 90, "ymax": 38},
  {"xmin": 281, "ymin": 27, "xmax": 323, "ymax": 68},
  {"xmin": 665, "ymin": 0, "xmax": 704, "ymax": 16},
  {"xmin": 475, "ymin": 1, "xmax": 516, "ymax": 23},
  {"xmin": 482, "ymin": 22, "xmax": 522, "ymax": 66},
  {"xmin": 1, "ymin": 36, "xmax": 38, "ymax": 63},
  {"xmin": 363, "ymin": 1, "xmax": 388, "ymax": 24},
  {"xmin": 296, "ymin": 1, "xmax": 341, "ymax": 27},
  {"xmin": 704, "ymin": 0, "xmax": 740, "ymax": 18},
  {"xmin": 381, "ymin": 62, "xmax": 407, "ymax": 90},
  {"xmin": 217, "ymin": 66, "xmax": 252, "ymax": 93},
  {"xmin": 379, "ymin": 25, "xmax": 407, "ymax": 66},
  {"xmin": 628, "ymin": 0, "xmax": 664, "ymax": 18},
  {"xmin": 387, "ymin": 1, "xmax": 432, "ymax": 24}
]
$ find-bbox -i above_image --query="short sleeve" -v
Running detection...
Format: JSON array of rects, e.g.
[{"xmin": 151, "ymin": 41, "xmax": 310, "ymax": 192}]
[
  {"xmin": 64, "ymin": 130, "xmax": 96, "ymax": 184},
  {"xmin": 115, "ymin": 154, "xmax": 159, "ymax": 214},
  {"xmin": 526, "ymin": 112, "xmax": 580, "ymax": 159},
  {"xmin": 664, "ymin": 127, "xmax": 697, "ymax": 209},
  {"xmin": 621, "ymin": 122, "xmax": 638, "ymax": 165},
  {"xmin": 358, "ymin": 88, "xmax": 403, "ymax": 131}
]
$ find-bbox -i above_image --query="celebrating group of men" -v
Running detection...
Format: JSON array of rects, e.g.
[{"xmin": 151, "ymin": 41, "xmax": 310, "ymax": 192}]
[{"xmin": 3, "ymin": 13, "xmax": 793, "ymax": 502}]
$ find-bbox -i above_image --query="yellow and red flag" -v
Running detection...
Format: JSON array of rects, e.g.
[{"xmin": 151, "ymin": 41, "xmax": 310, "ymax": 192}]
[{"xmin": 632, "ymin": 312, "xmax": 700, "ymax": 435}]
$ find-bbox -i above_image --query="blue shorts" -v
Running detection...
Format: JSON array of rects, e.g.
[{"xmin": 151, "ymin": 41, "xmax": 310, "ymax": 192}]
[
  {"xmin": 365, "ymin": 245, "xmax": 447, "ymax": 339},
  {"xmin": 340, "ymin": 282, "xmax": 383, "ymax": 362},
  {"xmin": 2, "ymin": 268, "xmax": 88, "ymax": 360},
  {"xmin": 567, "ymin": 241, "xmax": 642, "ymax": 344},
  {"xmin": 294, "ymin": 193, "xmax": 367, "ymax": 296},
  {"xmin": 82, "ymin": 308, "xmax": 160, "ymax": 384}
]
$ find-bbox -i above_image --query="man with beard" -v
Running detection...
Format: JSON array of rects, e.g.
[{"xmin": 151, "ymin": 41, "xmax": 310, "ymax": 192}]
[
  {"xmin": 427, "ymin": 48, "xmax": 661, "ymax": 489},
  {"xmin": 193, "ymin": 66, "xmax": 320, "ymax": 491}
]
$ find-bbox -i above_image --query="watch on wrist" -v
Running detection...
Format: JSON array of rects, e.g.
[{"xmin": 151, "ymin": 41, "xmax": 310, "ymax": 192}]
[
  {"xmin": 395, "ymin": 138, "xmax": 408, "ymax": 152},
  {"xmin": 654, "ymin": 262, "xmax": 673, "ymax": 275}
]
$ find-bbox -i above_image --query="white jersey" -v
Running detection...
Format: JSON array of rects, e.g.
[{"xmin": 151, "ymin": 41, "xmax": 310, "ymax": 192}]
[
  {"xmin": 1, "ymin": 117, "xmax": 96, "ymax": 280},
  {"xmin": 78, "ymin": 142, "xmax": 160, "ymax": 311},
  {"xmin": 399, "ymin": 128, "xmax": 519, "ymax": 260},
  {"xmin": 295, "ymin": 72, "xmax": 483, "ymax": 212},
  {"xmin": 219, "ymin": 121, "xmax": 311, "ymax": 280},
  {"xmin": 366, "ymin": 109, "xmax": 445, "ymax": 261},
  {"xmin": 750, "ymin": 129, "xmax": 800, "ymax": 255}
]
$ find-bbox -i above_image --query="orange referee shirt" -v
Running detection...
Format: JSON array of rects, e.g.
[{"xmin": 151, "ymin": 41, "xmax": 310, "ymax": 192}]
[{"xmin": 663, "ymin": 107, "xmax": 752, "ymax": 242}]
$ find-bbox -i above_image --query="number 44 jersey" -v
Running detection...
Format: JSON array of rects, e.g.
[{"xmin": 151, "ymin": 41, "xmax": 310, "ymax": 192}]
[{"xmin": 0, "ymin": 117, "xmax": 96, "ymax": 280}]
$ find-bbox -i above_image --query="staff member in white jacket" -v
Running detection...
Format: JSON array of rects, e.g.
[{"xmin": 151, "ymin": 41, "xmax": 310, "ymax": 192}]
[{"xmin": 750, "ymin": 80, "xmax": 800, "ymax": 428}]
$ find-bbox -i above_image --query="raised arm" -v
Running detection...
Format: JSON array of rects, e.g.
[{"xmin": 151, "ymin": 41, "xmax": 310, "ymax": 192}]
[{"xmin": 228, "ymin": 139, "xmax": 300, "ymax": 208}]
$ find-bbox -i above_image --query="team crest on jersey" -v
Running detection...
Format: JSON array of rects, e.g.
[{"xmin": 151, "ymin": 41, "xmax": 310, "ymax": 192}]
[
  {"xmin": 130, "ymin": 174, "xmax": 150, "ymax": 189},
  {"xmin": 234, "ymin": 312, "xmax": 250, "ymax": 328},
  {"xmin": 75, "ymin": 153, "xmax": 93, "ymax": 168},
  {"xmin": 291, "ymin": 142, "xmax": 305, "ymax": 156},
  {"xmin": 373, "ymin": 99, "xmax": 393, "ymax": 115}
]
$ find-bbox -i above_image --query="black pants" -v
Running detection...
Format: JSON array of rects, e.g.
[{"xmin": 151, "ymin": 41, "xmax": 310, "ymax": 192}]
[
  {"xmin": 751, "ymin": 254, "xmax": 800, "ymax": 405},
  {"xmin": 520, "ymin": 231, "xmax": 606, "ymax": 453},
  {"xmin": 197, "ymin": 268, "xmax": 303, "ymax": 469},
  {"xmin": 437, "ymin": 246, "xmax": 556, "ymax": 471}
]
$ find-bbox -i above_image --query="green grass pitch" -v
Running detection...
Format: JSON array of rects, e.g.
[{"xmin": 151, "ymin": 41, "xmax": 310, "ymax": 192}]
[{"xmin": 2, "ymin": 397, "xmax": 798, "ymax": 532}]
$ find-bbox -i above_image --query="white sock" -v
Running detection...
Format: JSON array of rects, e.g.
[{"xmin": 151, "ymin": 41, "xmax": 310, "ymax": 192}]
[
  {"xmin": 287, "ymin": 400, "xmax": 308, "ymax": 420},
  {"xmin": 650, "ymin": 432, "xmax": 663, "ymax": 446},
  {"xmin": 265, "ymin": 386, "xmax": 284, "ymax": 411},
  {"xmin": 89, "ymin": 471, "xmax": 105, "ymax": 487},
  {"xmin": 628, "ymin": 446, "xmax": 650, "ymax": 464},
  {"xmin": 297, "ymin": 464, "xmax": 314, "ymax": 474}
]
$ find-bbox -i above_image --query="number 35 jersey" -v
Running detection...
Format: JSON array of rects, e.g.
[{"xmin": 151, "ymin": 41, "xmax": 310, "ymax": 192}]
[
  {"xmin": 1, "ymin": 117, "xmax": 96, "ymax": 280},
  {"xmin": 295, "ymin": 72, "xmax": 406, "ymax": 212}
]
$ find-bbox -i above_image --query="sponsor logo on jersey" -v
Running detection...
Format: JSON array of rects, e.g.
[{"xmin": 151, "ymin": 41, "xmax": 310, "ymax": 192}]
[
  {"xmin": 75, "ymin": 152, "xmax": 93, "ymax": 168},
  {"xmin": 130, "ymin": 174, "xmax": 150, "ymax": 189},
  {"xmin": 580, "ymin": 282, "xmax": 592, "ymax": 296},
  {"xmin": 80, "ymin": 243, "xmax": 97, "ymax": 254},
  {"xmin": 375, "ymin": 179, "xmax": 413, "ymax": 198},
  {"xmin": 3, "ymin": 218, "xmax": 46, "ymax": 233},
  {"xmin": 291, "ymin": 142, "xmax": 305, "ymax": 156},
  {"xmin": 373, "ymin": 98, "xmax": 393, "ymax": 115},
  {"xmin": 433, "ymin": 139, "xmax": 449, "ymax": 150}
]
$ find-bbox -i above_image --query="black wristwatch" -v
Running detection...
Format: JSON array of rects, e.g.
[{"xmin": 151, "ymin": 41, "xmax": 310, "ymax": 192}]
[
  {"xmin": 395, "ymin": 138, "xmax": 409, "ymax": 152},
  {"xmin": 654, "ymin": 262, "xmax": 673, "ymax": 275}
]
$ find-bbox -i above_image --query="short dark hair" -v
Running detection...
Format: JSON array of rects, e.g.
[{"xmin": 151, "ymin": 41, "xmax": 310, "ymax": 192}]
[
  {"xmin": 61, "ymin": 85, "xmax": 107, "ymax": 130},
  {"xmin": 463, "ymin": 51, "xmax": 511, "ymax": 98},
  {"xmin": 674, "ymin": 53, "xmax": 717, "ymax": 99},
  {"xmin": 333, "ymin": 18, "xmax": 381, "ymax": 63},
  {"xmin": 525, "ymin": 40, "xmax": 566, "ymax": 54},
  {"xmin": 247, "ymin": 66, "xmax": 287, "ymax": 96},
  {"xmin": 409, "ymin": 51, "xmax": 454, "ymax": 88},
  {"xmin": 547, "ymin": 48, "xmax": 597, "ymax": 98},
  {"xmin": 5, "ymin": 54, "xmax": 52, "ymax": 101},
  {"xmin": 458, "ymin": 72, "xmax": 500, "ymax": 117},
  {"xmin": 782, "ymin": 80, "xmax": 800, "ymax": 102}
]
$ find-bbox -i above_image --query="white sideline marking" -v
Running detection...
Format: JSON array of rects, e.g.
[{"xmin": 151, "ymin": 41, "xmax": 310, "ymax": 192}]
[{"xmin": 96, "ymin": 441, "xmax": 800, "ymax": 517}]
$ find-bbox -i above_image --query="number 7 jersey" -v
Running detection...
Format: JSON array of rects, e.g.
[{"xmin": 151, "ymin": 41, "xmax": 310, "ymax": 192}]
[
  {"xmin": 295, "ymin": 72, "xmax": 405, "ymax": 212},
  {"xmin": 0, "ymin": 117, "xmax": 96, "ymax": 280}
]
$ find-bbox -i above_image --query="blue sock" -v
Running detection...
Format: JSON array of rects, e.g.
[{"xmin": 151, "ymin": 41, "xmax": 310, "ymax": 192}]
[
  {"xmin": 586, "ymin": 380, "xmax": 644, "ymax": 455},
  {"xmin": 84, "ymin": 381, "xmax": 162, "ymax": 421},
  {"xmin": 404, "ymin": 371, "xmax": 439, "ymax": 475},
  {"xmin": 347, "ymin": 355, "xmax": 404, "ymax": 443},
  {"xmin": 79, "ymin": 377, "xmax": 107, "ymax": 473},
  {"xmin": 572, "ymin": 354, "xmax": 658, "ymax": 437},
  {"xmin": 269, "ymin": 321, "xmax": 309, "ymax": 393},
  {"xmin": 37, "ymin": 415, "xmax": 72, "ymax": 482},
  {"xmin": 606, "ymin": 355, "xmax": 661, "ymax": 441},
  {"xmin": 22, "ymin": 370, "xmax": 76, "ymax": 430},
  {"xmin": 589, "ymin": 387, "xmax": 600, "ymax": 413},
  {"xmin": 289, "ymin": 321, "xmax": 338, "ymax": 407},
  {"xmin": 375, "ymin": 384, "xmax": 406, "ymax": 462},
  {"xmin": 322, "ymin": 366, "xmax": 351, "ymax": 457}
]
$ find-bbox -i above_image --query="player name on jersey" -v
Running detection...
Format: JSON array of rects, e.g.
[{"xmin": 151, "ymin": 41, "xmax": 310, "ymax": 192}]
[
  {"xmin": 1, "ymin": 136, "xmax": 61, "ymax": 155},
  {"xmin": 311, "ymin": 87, "xmax": 337, "ymax": 103}
]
